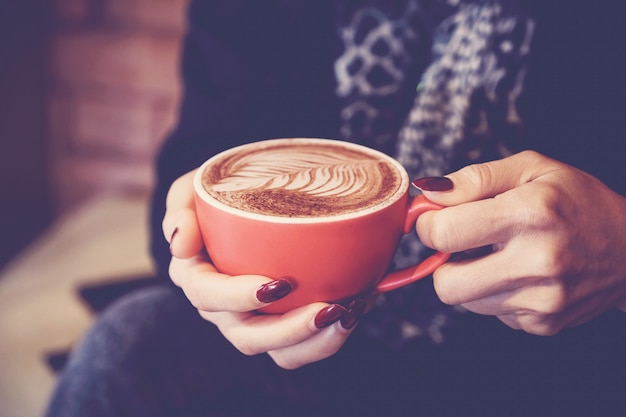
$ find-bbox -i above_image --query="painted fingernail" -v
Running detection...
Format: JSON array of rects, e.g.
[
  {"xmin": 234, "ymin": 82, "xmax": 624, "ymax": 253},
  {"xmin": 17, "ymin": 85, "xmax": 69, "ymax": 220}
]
[
  {"xmin": 256, "ymin": 279, "xmax": 293, "ymax": 304},
  {"xmin": 169, "ymin": 227, "xmax": 179, "ymax": 255},
  {"xmin": 412, "ymin": 176, "xmax": 453, "ymax": 192},
  {"xmin": 340, "ymin": 300, "xmax": 367, "ymax": 330},
  {"xmin": 314, "ymin": 304, "xmax": 347, "ymax": 329}
]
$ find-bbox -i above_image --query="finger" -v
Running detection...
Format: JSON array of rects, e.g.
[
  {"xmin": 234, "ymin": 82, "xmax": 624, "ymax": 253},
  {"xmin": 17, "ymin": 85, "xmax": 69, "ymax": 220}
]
[
  {"xmin": 459, "ymin": 289, "xmax": 520, "ymax": 317},
  {"xmin": 496, "ymin": 311, "xmax": 563, "ymax": 336},
  {"xmin": 268, "ymin": 322, "xmax": 354, "ymax": 369},
  {"xmin": 432, "ymin": 236, "xmax": 544, "ymax": 306},
  {"xmin": 201, "ymin": 303, "xmax": 333, "ymax": 356},
  {"xmin": 162, "ymin": 170, "xmax": 196, "ymax": 234},
  {"xmin": 497, "ymin": 312, "xmax": 582, "ymax": 337},
  {"xmin": 459, "ymin": 271, "xmax": 618, "ymax": 334},
  {"xmin": 498, "ymin": 313, "xmax": 580, "ymax": 336},
  {"xmin": 417, "ymin": 167, "xmax": 561, "ymax": 254},
  {"xmin": 169, "ymin": 254, "xmax": 278, "ymax": 312},
  {"xmin": 460, "ymin": 282, "xmax": 566, "ymax": 318},
  {"xmin": 495, "ymin": 313, "xmax": 560, "ymax": 336},
  {"xmin": 166, "ymin": 208, "xmax": 205, "ymax": 258},
  {"xmin": 419, "ymin": 150, "xmax": 554, "ymax": 207},
  {"xmin": 416, "ymin": 195, "xmax": 516, "ymax": 253},
  {"xmin": 162, "ymin": 170, "xmax": 204, "ymax": 258}
]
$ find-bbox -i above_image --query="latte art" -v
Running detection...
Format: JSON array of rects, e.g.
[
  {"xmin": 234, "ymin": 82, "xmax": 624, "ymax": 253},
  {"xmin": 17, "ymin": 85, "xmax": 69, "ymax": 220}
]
[{"xmin": 202, "ymin": 139, "xmax": 404, "ymax": 217}]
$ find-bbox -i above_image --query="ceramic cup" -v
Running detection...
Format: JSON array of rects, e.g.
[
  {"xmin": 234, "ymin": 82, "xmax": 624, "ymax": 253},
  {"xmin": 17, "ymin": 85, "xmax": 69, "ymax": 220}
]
[{"xmin": 193, "ymin": 138, "xmax": 450, "ymax": 313}]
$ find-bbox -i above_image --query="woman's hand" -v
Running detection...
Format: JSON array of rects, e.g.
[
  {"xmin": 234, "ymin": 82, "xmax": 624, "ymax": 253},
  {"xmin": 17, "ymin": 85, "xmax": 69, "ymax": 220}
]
[
  {"xmin": 162, "ymin": 170, "xmax": 364, "ymax": 369},
  {"xmin": 415, "ymin": 150, "xmax": 626, "ymax": 335}
]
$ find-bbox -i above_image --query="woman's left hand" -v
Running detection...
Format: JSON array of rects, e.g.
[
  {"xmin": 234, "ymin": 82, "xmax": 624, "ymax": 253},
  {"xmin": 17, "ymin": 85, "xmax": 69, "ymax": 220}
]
[{"xmin": 415, "ymin": 150, "xmax": 626, "ymax": 335}]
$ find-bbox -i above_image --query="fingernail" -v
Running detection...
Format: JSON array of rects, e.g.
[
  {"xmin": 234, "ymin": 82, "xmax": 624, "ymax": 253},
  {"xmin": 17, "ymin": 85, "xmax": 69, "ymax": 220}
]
[
  {"xmin": 256, "ymin": 279, "xmax": 293, "ymax": 304},
  {"xmin": 314, "ymin": 304, "xmax": 347, "ymax": 329},
  {"xmin": 169, "ymin": 227, "xmax": 179, "ymax": 255},
  {"xmin": 412, "ymin": 176, "xmax": 453, "ymax": 192},
  {"xmin": 340, "ymin": 300, "xmax": 367, "ymax": 330}
]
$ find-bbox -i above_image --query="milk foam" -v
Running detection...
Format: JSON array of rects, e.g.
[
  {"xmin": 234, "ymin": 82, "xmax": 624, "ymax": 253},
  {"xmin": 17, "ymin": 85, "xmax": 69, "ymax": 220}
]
[{"xmin": 202, "ymin": 140, "xmax": 404, "ymax": 217}]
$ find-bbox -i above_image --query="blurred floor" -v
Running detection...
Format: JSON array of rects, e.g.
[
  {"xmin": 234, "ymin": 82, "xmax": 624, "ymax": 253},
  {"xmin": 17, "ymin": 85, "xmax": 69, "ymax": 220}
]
[{"xmin": 0, "ymin": 195, "xmax": 156, "ymax": 417}]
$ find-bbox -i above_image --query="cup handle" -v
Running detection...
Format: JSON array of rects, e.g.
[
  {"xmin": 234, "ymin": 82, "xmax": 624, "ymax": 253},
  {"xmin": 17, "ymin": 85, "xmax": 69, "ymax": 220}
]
[{"xmin": 375, "ymin": 194, "xmax": 451, "ymax": 293}]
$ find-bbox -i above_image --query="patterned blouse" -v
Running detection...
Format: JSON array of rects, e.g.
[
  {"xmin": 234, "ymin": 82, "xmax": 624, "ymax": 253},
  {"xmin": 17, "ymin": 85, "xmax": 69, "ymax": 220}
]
[{"xmin": 334, "ymin": 0, "xmax": 533, "ymax": 347}]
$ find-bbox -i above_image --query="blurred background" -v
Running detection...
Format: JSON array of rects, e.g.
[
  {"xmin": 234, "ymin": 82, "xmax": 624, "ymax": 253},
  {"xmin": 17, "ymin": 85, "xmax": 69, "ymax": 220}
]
[{"xmin": 0, "ymin": 0, "xmax": 189, "ymax": 415}]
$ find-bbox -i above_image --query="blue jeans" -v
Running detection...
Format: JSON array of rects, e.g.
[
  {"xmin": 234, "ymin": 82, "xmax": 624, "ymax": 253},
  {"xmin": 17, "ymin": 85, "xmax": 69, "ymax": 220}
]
[{"xmin": 44, "ymin": 285, "xmax": 626, "ymax": 417}]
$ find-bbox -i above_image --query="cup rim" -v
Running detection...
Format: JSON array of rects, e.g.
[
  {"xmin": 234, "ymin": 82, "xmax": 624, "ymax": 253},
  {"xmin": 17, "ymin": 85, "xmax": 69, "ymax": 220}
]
[{"xmin": 193, "ymin": 138, "xmax": 409, "ymax": 224}]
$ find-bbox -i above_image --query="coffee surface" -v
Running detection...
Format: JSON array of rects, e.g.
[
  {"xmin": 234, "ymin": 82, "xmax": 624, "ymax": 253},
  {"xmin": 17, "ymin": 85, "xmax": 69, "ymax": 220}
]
[{"xmin": 202, "ymin": 140, "xmax": 403, "ymax": 217}]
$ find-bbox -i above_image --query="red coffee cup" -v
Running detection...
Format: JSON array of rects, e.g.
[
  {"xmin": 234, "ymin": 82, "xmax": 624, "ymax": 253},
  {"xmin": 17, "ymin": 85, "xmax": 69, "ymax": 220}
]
[{"xmin": 193, "ymin": 138, "xmax": 450, "ymax": 313}]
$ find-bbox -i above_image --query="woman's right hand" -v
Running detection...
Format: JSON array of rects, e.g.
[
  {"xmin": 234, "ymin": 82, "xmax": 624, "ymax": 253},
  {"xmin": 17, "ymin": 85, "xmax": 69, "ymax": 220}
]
[{"xmin": 162, "ymin": 170, "xmax": 365, "ymax": 369}]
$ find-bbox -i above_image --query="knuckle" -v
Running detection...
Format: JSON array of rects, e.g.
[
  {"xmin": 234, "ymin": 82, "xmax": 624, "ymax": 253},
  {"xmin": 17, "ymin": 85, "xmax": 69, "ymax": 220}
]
[
  {"xmin": 192, "ymin": 294, "xmax": 210, "ymax": 312},
  {"xmin": 182, "ymin": 286, "xmax": 203, "ymax": 311},
  {"xmin": 224, "ymin": 331, "xmax": 263, "ymax": 357},
  {"xmin": 234, "ymin": 343, "xmax": 262, "ymax": 357},
  {"xmin": 270, "ymin": 354, "xmax": 303, "ymax": 370},
  {"xmin": 434, "ymin": 288, "xmax": 455, "ymax": 305},
  {"xmin": 518, "ymin": 183, "xmax": 563, "ymax": 231},
  {"xmin": 317, "ymin": 340, "xmax": 343, "ymax": 361},
  {"xmin": 459, "ymin": 161, "xmax": 498, "ymax": 193},
  {"xmin": 509, "ymin": 313, "xmax": 553, "ymax": 336},
  {"xmin": 166, "ymin": 174, "xmax": 189, "ymax": 203},
  {"xmin": 524, "ymin": 318, "xmax": 562, "ymax": 336},
  {"xmin": 168, "ymin": 259, "xmax": 183, "ymax": 287},
  {"xmin": 180, "ymin": 277, "xmax": 216, "ymax": 312},
  {"xmin": 515, "ymin": 294, "xmax": 567, "ymax": 336},
  {"xmin": 517, "ymin": 149, "xmax": 543, "ymax": 164},
  {"xmin": 533, "ymin": 247, "xmax": 564, "ymax": 279},
  {"xmin": 532, "ymin": 282, "xmax": 569, "ymax": 316},
  {"xmin": 531, "ymin": 241, "xmax": 570, "ymax": 280}
]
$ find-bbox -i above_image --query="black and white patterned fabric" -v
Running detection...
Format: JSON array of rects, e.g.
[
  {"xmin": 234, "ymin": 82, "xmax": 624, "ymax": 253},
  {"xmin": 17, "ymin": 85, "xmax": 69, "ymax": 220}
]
[{"xmin": 334, "ymin": 0, "xmax": 534, "ymax": 347}]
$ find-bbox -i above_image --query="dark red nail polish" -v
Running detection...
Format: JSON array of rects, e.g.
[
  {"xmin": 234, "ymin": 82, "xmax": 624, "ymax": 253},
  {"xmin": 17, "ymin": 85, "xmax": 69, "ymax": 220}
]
[
  {"xmin": 256, "ymin": 279, "xmax": 293, "ymax": 304},
  {"xmin": 412, "ymin": 176, "xmax": 453, "ymax": 192},
  {"xmin": 169, "ymin": 227, "xmax": 179, "ymax": 254},
  {"xmin": 340, "ymin": 300, "xmax": 367, "ymax": 330},
  {"xmin": 314, "ymin": 304, "xmax": 347, "ymax": 329}
]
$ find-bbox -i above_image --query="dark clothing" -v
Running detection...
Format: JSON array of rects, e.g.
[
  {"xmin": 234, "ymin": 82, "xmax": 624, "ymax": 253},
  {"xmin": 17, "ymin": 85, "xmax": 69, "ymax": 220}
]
[
  {"xmin": 44, "ymin": 285, "xmax": 626, "ymax": 417},
  {"xmin": 149, "ymin": 1, "xmax": 341, "ymax": 282}
]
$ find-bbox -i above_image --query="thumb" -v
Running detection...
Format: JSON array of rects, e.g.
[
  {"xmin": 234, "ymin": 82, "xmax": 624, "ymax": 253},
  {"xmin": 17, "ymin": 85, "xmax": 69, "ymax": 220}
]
[{"xmin": 414, "ymin": 151, "xmax": 543, "ymax": 206}]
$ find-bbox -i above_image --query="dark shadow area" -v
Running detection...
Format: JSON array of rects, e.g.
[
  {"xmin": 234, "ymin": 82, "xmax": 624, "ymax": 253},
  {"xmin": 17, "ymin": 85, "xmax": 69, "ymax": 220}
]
[{"xmin": 0, "ymin": 0, "xmax": 54, "ymax": 268}]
